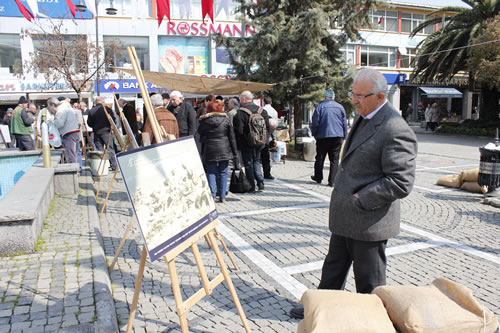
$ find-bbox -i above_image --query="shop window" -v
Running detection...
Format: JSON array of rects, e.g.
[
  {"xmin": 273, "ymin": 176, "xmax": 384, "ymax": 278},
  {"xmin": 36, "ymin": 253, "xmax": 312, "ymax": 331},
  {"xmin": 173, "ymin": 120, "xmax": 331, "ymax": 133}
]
[
  {"xmin": 0, "ymin": 34, "xmax": 22, "ymax": 74},
  {"xmin": 104, "ymin": 36, "xmax": 149, "ymax": 70},
  {"xmin": 32, "ymin": 35, "xmax": 88, "ymax": 73},
  {"xmin": 360, "ymin": 45, "xmax": 397, "ymax": 67},
  {"xmin": 100, "ymin": 0, "xmax": 152, "ymax": 17},
  {"xmin": 158, "ymin": 36, "xmax": 209, "ymax": 74}
]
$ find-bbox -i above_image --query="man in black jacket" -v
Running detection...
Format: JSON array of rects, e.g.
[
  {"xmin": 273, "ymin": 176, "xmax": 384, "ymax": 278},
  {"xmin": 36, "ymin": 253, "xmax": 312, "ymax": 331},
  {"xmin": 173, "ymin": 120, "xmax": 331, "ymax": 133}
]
[
  {"xmin": 233, "ymin": 90, "xmax": 271, "ymax": 192},
  {"xmin": 118, "ymin": 98, "xmax": 138, "ymax": 136},
  {"xmin": 87, "ymin": 96, "xmax": 117, "ymax": 171},
  {"xmin": 167, "ymin": 90, "xmax": 196, "ymax": 137}
]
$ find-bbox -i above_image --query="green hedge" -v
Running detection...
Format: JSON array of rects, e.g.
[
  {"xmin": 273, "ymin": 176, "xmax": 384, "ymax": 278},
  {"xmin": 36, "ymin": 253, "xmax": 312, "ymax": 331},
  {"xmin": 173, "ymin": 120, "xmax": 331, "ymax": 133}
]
[{"xmin": 438, "ymin": 121, "xmax": 499, "ymax": 137}]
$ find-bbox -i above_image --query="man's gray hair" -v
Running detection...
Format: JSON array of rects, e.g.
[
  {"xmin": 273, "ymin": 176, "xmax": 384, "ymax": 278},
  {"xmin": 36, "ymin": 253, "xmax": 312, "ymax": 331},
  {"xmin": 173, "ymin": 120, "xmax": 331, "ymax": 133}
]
[
  {"xmin": 48, "ymin": 97, "xmax": 60, "ymax": 106},
  {"xmin": 354, "ymin": 68, "xmax": 388, "ymax": 96},
  {"xmin": 229, "ymin": 98, "xmax": 239, "ymax": 108},
  {"xmin": 151, "ymin": 94, "xmax": 163, "ymax": 107},
  {"xmin": 80, "ymin": 101, "xmax": 87, "ymax": 108},
  {"xmin": 170, "ymin": 90, "xmax": 182, "ymax": 99},
  {"xmin": 95, "ymin": 96, "xmax": 105, "ymax": 105},
  {"xmin": 118, "ymin": 98, "xmax": 127, "ymax": 106},
  {"xmin": 240, "ymin": 90, "xmax": 253, "ymax": 101}
]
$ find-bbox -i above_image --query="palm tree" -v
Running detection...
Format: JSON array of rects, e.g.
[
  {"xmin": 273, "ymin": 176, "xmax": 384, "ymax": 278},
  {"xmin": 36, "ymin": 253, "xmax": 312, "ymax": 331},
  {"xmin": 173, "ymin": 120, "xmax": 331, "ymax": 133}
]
[{"xmin": 409, "ymin": 0, "xmax": 500, "ymax": 120}]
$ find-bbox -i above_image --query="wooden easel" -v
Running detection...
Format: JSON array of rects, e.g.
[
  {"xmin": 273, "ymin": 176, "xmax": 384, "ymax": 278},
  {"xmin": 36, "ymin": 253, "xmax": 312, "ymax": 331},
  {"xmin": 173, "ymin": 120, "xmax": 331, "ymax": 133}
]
[
  {"xmin": 95, "ymin": 107, "xmax": 127, "ymax": 205},
  {"xmin": 97, "ymin": 94, "xmax": 139, "ymax": 218},
  {"xmin": 81, "ymin": 119, "xmax": 93, "ymax": 158},
  {"xmin": 121, "ymin": 46, "xmax": 248, "ymax": 332}
]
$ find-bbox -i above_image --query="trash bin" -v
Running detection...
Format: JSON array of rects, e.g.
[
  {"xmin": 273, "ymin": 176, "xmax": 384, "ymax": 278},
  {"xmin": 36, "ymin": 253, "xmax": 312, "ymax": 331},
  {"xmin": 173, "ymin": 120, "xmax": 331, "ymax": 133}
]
[
  {"xmin": 295, "ymin": 128, "xmax": 307, "ymax": 153},
  {"xmin": 88, "ymin": 151, "xmax": 110, "ymax": 176},
  {"xmin": 302, "ymin": 137, "xmax": 316, "ymax": 162},
  {"xmin": 478, "ymin": 147, "xmax": 500, "ymax": 189}
]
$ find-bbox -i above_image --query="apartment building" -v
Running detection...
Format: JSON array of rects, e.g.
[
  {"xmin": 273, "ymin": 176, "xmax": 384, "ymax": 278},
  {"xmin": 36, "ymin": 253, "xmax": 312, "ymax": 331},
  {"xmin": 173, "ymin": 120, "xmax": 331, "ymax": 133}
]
[{"xmin": 0, "ymin": 0, "xmax": 475, "ymax": 119}]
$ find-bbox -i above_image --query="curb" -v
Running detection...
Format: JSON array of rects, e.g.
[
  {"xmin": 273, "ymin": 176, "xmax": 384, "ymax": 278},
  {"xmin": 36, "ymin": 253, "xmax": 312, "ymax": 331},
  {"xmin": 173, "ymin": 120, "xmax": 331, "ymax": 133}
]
[{"xmin": 85, "ymin": 168, "xmax": 119, "ymax": 333}]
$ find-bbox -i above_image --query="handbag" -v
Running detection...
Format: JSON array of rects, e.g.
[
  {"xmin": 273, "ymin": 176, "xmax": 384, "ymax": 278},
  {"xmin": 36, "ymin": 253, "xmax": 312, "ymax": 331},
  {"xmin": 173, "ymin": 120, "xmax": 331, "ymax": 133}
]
[
  {"xmin": 229, "ymin": 168, "xmax": 252, "ymax": 193},
  {"xmin": 47, "ymin": 122, "xmax": 62, "ymax": 147}
]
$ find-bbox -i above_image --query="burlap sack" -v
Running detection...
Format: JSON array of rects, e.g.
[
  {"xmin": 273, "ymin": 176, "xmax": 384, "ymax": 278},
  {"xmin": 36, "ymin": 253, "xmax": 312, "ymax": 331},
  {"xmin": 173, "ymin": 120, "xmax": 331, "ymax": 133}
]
[
  {"xmin": 460, "ymin": 181, "xmax": 487, "ymax": 194},
  {"xmin": 460, "ymin": 168, "xmax": 479, "ymax": 183},
  {"xmin": 299, "ymin": 289, "xmax": 396, "ymax": 333},
  {"xmin": 373, "ymin": 277, "xmax": 499, "ymax": 333},
  {"xmin": 436, "ymin": 174, "xmax": 462, "ymax": 188}
]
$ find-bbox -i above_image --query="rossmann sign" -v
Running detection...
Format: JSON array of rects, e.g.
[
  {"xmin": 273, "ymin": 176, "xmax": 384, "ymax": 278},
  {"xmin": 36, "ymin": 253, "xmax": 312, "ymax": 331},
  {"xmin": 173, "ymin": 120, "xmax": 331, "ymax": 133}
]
[{"xmin": 165, "ymin": 21, "xmax": 255, "ymax": 37}]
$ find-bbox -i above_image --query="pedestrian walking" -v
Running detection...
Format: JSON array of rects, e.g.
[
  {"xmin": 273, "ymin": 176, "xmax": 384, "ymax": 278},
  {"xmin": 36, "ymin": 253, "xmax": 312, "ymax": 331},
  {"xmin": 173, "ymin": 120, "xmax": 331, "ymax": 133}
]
[{"xmin": 310, "ymin": 88, "xmax": 347, "ymax": 187}]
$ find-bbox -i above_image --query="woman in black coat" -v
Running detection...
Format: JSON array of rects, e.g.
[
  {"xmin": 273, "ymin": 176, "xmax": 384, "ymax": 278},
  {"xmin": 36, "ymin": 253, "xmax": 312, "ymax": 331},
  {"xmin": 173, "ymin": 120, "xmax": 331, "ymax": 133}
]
[{"xmin": 198, "ymin": 101, "xmax": 238, "ymax": 203}]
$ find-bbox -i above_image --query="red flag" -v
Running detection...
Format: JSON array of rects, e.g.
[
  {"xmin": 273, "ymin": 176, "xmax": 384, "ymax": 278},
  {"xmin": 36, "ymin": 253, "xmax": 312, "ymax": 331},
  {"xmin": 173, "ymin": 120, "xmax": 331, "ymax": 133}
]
[
  {"xmin": 65, "ymin": 0, "xmax": 83, "ymax": 19},
  {"xmin": 201, "ymin": 0, "xmax": 214, "ymax": 23},
  {"xmin": 14, "ymin": 0, "xmax": 35, "ymax": 22},
  {"xmin": 157, "ymin": 0, "xmax": 170, "ymax": 27}
]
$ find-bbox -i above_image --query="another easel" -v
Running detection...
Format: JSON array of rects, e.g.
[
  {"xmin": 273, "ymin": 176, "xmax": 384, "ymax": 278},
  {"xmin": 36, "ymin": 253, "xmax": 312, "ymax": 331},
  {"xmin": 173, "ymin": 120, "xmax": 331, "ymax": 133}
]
[
  {"xmin": 121, "ymin": 46, "xmax": 248, "ymax": 332},
  {"xmin": 95, "ymin": 107, "xmax": 127, "ymax": 204}
]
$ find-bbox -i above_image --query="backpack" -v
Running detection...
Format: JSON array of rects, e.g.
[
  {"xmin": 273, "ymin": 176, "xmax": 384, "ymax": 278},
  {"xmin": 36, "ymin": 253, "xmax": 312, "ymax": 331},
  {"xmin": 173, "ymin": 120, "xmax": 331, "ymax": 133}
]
[{"xmin": 240, "ymin": 107, "xmax": 266, "ymax": 148}]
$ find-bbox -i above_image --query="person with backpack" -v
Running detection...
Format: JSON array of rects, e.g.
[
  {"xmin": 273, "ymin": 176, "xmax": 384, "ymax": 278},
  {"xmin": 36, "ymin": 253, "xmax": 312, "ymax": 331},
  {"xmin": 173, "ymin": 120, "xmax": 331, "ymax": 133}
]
[{"xmin": 233, "ymin": 90, "xmax": 271, "ymax": 192}]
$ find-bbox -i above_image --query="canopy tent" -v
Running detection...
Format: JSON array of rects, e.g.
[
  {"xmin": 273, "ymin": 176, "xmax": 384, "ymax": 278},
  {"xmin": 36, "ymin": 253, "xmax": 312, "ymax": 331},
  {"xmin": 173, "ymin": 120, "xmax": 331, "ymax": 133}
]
[
  {"xmin": 116, "ymin": 68, "xmax": 274, "ymax": 95},
  {"xmin": 419, "ymin": 87, "xmax": 463, "ymax": 98}
]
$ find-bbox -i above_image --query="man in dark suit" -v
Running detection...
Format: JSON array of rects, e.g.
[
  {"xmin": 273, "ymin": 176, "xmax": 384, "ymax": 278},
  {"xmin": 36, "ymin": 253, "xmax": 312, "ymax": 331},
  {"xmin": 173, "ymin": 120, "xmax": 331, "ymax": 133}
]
[
  {"xmin": 290, "ymin": 68, "xmax": 417, "ymax": 319},
  {"xmin": 118, "ymin": 98, "xmax": 138, "ymax": 136},
  {"xmin": 87, "ymin": 96, "xmax": 117, "ymax": 171}
]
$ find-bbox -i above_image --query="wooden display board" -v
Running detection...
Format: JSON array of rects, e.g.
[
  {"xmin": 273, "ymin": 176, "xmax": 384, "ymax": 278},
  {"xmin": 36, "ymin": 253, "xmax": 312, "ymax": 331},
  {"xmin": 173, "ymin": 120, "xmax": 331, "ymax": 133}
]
[{"xmin": 111, "ymin": 46, "xmax": 248, "ymax": 333}]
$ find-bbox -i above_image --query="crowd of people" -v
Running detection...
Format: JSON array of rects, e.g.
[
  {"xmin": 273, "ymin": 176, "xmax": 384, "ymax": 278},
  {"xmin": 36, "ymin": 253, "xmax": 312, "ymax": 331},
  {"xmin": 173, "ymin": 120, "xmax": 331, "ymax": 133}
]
[{"xmin": 0, "ymin": 90, "xmax": 281, "ymax": 202}]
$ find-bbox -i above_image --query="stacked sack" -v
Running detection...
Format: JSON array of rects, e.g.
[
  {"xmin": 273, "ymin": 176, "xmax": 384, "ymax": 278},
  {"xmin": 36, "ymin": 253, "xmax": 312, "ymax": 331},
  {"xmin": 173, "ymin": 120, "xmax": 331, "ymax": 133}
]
[{"xmin": 436, "ymin": 168, "xmax": 487, "ymax": 193}]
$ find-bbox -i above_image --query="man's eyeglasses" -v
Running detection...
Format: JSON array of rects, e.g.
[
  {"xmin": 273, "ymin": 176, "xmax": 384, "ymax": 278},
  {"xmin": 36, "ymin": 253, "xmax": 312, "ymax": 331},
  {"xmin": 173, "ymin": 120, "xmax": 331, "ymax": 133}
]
[{"xmin": 348, "ymin": 92, "xmax": 375, "ymax": 100}]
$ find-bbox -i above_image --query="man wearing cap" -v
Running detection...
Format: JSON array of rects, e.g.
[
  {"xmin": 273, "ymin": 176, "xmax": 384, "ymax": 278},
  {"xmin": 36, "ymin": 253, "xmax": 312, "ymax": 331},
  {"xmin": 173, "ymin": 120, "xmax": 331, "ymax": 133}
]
[
  {"xmin": 11, "ymin": 96, "xmax": 35, "ymax": 151},
  {"xmin": 310, "ymin": 88, "xmax": 347, "ymax": 187}
]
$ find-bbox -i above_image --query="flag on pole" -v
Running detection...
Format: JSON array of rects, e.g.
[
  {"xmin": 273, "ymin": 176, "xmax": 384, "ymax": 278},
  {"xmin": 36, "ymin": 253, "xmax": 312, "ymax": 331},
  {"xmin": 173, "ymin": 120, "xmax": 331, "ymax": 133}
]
[
  {"xmin": 66, "ymin": 0, "xmax": 83, "ymax": 19},
  {"xmin": 157, "ymin": 0, "xmax": 170, "ymax": 27},
  {"xmin": 26, "ymin": 0, "xmax": 48, "ymax": 18},
  {"xmin": 14, "ymin": 0, "xmax": 35, "ymax": 22},
  {"xmin": 201, "ymin": 0, "xmax": 214, "ymax": 23},
  {"xmin": 84, "ymin": 0, "xmax": 96, "ymax": 16}
]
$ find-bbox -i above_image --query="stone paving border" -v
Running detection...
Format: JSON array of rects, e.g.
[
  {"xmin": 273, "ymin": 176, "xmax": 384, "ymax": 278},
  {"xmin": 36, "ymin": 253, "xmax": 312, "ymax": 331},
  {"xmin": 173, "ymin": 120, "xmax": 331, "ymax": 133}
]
[{"xmin": 83, "ymin": 169, "xmax": 119, "ymax": 333}]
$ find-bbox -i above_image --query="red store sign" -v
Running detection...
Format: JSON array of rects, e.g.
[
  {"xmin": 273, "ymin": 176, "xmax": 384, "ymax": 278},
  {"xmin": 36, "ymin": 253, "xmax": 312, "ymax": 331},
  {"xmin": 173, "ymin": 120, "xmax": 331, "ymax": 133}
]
[{"xmin": 166, "ymin": 21, "xmax": 255, "ymax": 37}]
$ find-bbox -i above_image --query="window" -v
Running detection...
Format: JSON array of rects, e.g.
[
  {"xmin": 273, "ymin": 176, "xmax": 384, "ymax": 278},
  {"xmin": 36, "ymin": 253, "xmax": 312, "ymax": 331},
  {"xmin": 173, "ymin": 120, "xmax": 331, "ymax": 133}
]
[
  {"xmin": 340, "ymin": 44, "xmax": 356, "ymax": 65},
  {"xmin": 33, "ymin": 35, "xmax": 88, "ymax": 73},
  {"xmin": 99, "ymin": 0, "xmax": 152, "ymax": 17},
  {"xmin": 0, "ymin": 34, "xmax": 22, "ymax": 74},
  {"xmin": 363, "ymin": 10, "xmax": 398, "ymax": 32},
  {"xmin": 360, "ymin": 45, "xmax": 397, "ymax": 67},
  {"xmin": 400, "ymin": 48, "xmax": 417, "ymax": 68},
  {"xmin": 168, "ymin": 0, "xmax": 240, "ymax": 21},
  {"xmin": 104, "ymin": 36, "xmax": 149, "ymax": 70},
  {"xmin": 401, "ymin": 12, "xmax": 426, "ymax": 34},
  {"xmin": 158, "ymin": 37, "xmax": 209, "ymax": 74}
]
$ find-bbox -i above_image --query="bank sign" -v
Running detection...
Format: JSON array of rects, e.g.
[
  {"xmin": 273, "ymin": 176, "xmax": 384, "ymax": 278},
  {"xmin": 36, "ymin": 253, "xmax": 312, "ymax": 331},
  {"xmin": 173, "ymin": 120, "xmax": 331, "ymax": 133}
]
[
  {"xmin": 0, "ymin": 0, "xmax": 92, "ymax": 20},
  {"xmin": 97, "ymin": 79, "xmax": 169, "ymax": 94}
]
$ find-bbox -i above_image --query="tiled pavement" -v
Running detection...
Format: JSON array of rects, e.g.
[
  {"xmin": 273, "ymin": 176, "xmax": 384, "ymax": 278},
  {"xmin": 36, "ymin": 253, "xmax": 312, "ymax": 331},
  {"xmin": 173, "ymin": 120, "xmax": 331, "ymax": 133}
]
[{"xmin": 0, "ymin": 127, "xmax": 499, "ymax": 332}]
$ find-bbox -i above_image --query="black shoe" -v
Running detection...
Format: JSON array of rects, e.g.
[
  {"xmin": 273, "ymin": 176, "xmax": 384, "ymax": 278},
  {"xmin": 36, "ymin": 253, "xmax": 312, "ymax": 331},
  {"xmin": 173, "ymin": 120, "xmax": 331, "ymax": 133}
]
[
  {"xmin": 248, "ymin": 188, "xmax": 256, "ymax": 193},
  {"xmin": 290, "ymin": 306, "xmax": 304, "ymax": 319},
  {"xmin": 257, "ymin": 183, "xmax": 265, "ymax": 191},
  {"xmin": 264, "ymin": 175, "xmax": 275, "ymax": 180},
  {"xmin": 328, "ymin": 182, "xmax": 334, "ymax": 187},
  {"xmin": 310, "ymin": 176, "xmax": 321, "ymax": 184}
]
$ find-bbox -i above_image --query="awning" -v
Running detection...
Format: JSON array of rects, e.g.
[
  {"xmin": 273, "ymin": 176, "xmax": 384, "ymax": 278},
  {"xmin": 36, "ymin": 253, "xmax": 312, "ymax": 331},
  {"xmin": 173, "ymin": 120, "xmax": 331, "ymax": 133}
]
[
  {"xmin": 419, "ymin": 87, "xmax": 463, "ymax": 98},
  {"xmin": 116, "ymin": 68, "xmax": 274, "ymax": 95}
]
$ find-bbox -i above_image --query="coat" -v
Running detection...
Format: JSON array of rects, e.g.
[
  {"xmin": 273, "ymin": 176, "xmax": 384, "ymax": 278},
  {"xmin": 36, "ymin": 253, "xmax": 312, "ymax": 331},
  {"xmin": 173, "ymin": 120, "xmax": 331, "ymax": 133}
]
[
  {"xmin": 233, "ymin": 102, "xmax": 270, "ymax": 151},
  {"xmin": 143, "ymin": 107, "xmax": 179, "ymax": 143},
  {"xmin": 329, "ymin": 102, "xmax": 417, "ymax": 241},
  {"xmin": 168, "ymin": 102, "xmax": 196, "ymax": 137},
  {"xmin": 54, "ymin": 102, "xmax": 80, "ymax": 136},
  {"xmin": 87, "ymin": 104, "xmax": 116, "ymax": 136},
  {"xmin": 198, "ymin": 112, "xmax": 238, "ymax": 163},
  {"xmin": 311, "ymin": 99, "xmax": 347, "ymax": 140}
]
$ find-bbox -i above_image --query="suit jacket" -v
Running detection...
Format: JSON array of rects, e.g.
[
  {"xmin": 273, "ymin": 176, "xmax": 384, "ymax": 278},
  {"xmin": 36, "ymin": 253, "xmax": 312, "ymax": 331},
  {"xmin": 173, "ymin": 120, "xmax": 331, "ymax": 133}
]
[{"xmin": 329, "ymin": 102, "xmax": 417, "ymax": 241}]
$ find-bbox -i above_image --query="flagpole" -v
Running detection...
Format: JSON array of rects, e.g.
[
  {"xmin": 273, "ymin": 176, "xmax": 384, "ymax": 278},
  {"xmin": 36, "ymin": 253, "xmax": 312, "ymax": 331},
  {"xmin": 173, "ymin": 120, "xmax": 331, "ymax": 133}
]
[{"xmin": 95, "ymin": 0, "xmax": 100, "ymax": 96}]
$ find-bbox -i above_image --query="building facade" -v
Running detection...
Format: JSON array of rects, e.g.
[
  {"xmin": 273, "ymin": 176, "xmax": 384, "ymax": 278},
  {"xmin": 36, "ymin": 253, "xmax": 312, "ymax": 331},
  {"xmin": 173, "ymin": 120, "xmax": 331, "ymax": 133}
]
[{"xmin": 0, "ymin": 0, "xmax": 475, "ymax": 120}]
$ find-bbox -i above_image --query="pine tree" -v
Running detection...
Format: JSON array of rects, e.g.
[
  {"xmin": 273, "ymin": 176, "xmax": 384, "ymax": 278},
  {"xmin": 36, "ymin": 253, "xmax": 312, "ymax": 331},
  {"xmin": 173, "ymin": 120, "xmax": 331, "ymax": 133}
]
[{"xmin": 216, "ymin": 0, "xmax": 375, "ymax": 131}]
